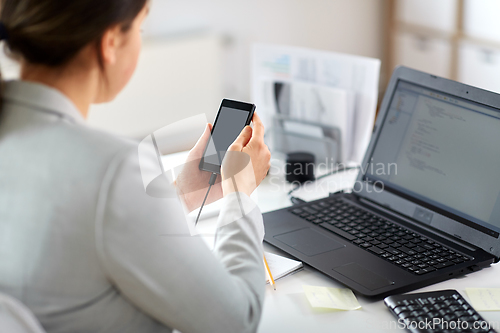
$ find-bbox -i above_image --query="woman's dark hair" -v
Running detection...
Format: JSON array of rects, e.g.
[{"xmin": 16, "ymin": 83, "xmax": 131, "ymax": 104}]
[
  {"xmin": 0, "ymin": 0, "xmax": 147, "ymax": 113},
  {"xmin": 1, "ymin": 0, "xmax": 147, "ymax": 66}
]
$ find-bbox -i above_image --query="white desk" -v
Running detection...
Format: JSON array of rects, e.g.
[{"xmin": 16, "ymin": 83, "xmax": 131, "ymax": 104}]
[{"xmin": 166, "ymin": 154, "xmax": 500, "ymax": 333}]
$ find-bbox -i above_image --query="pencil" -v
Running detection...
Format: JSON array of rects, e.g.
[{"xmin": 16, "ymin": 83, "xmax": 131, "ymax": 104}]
[{"xmin": 263, "ymin": 254, "xmax": 276, "ymax": 290}]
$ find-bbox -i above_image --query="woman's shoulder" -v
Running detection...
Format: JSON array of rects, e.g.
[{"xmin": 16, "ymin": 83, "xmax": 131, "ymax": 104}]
[
  {"xmin": 70, "ymin": 123, "xmax": 138, "ymax": 155},
  {"xmin": 57, "ymin": 123, "xmax": 141, "ymax": 172}
]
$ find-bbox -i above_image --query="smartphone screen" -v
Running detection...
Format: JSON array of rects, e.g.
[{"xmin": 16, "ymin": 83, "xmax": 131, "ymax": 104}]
[{"xmin": 200, "ymin": 100, "xmax": 255, "ymax": 174}]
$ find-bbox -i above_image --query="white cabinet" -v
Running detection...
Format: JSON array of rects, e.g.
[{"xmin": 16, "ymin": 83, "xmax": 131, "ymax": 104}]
[
  {"xmin": 463, "ymin": 0, "xmax": 500, "ymax": 44},
  {"xmin": 458, "ymin": 41, "xmax": 500, "ymax": 94},
  {"xmin": 395, "ymin": 31, "xmax": 452, "ymax": 78},
  {"xmin": 390, "ymin": 0, "xmax": 457, "ymax": 80},
  {"xmin": 389, "ymin": 0, "xmax": 500, "ymax": 90},
  {"xmin": 396, "ymin": 0, "xmax": 458, "ymax": 33},
  {"xmin": 457, "ymin": 1, "xmax": 500, "ymax": 94}
]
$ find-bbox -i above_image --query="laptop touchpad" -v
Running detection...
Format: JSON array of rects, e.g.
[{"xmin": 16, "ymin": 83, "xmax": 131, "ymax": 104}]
[
  {"xmin": 334, "ymin": 263, "xmax": 394, "ymax": 291},
  {"xmin": 274, "ymin": 228, "xmax": 345, "ymax": 256}
]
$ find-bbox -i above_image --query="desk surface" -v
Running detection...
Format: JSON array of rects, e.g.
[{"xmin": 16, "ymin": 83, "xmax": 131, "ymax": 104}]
[{"xmin": 191, "ymin": 156, "xmax": 500, "ymax": 333}]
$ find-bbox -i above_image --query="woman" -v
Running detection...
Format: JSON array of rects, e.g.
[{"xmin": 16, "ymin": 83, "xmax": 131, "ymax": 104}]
[{"xmin": 0, "ymin": 1, "xmax": 271, "ymax": 333}]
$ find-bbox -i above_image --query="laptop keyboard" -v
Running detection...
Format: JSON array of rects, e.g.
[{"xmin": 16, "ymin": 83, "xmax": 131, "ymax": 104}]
[
  {"xmin": 384, "ymin": 289, "xmax": 496, "ymax": 333},
  {"xmin": 290, "ymin": 197, "xmax": 473, "ymax": 275}
]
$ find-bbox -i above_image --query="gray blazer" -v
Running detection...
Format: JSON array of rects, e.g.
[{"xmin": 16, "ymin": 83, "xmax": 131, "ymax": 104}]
[{"xmin": 0, "ymin": 81, "xmax": 266, "ymax": 333}]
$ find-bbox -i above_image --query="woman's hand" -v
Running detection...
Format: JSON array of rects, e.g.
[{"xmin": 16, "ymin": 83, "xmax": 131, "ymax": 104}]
[
  {"xmin": 221, "ymin": 112, "xmax": 271, "ymax": 197},
  {"xmin": 175, "ymin": 123, "xmax": 223, "ymax": 212},
  {"xmin": 176, "ymin": 112, "xmax": 270, "ymax": 210}
]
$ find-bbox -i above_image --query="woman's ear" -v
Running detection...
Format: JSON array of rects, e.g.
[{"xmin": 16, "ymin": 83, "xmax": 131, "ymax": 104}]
[{"xmin": 100, "ymin": 25, "xmax": 123, "ymax": 65}]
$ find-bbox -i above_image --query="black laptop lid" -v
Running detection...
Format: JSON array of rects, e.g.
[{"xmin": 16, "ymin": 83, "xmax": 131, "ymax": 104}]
[{"xmin": 355, "ymin": 66, "xmax": 500, "ymax": 258}]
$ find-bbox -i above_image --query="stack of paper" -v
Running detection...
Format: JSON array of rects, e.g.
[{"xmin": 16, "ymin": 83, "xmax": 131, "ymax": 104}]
[
  {"xmin": 252, "ymin": 44, "xmax": 380, "ymax": 164},
  {"xmin": 264, "ymin": 252, "xmax": 303, "ymax": 284}
]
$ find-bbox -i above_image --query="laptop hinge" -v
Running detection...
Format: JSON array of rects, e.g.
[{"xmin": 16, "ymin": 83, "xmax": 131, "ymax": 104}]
[{"xmin": 358, "ymin": 197, "xmax": 478, "ymax": 252}]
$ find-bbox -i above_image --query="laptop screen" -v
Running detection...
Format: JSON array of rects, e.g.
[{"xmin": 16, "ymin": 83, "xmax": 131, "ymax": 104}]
[{"xmin": 364, "ymin": 80, "xmax": 500, "ymax": 236}]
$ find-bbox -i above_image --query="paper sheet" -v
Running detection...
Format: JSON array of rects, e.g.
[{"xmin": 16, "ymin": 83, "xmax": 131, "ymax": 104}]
[
  {"xmin": 264, "ymin": 252, "xmax": 303, "ymax": 284},
  {"xmin": 289, "ymin": 82, "xmax": 352, "ymax": 162},
  {"xmin": 303, "ymin": 285, "xmax": 361, "ymax": 310},
  {"xmin": 465, "ymin": 288, "xmax": 500, "ymax": 311},
  {"xmin": 252, "ymin": 44, "xmax": 380, "ymax": 163}
]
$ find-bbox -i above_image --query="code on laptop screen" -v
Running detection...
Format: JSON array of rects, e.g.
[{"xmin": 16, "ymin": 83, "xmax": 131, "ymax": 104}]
[{"xmin": 366, "ymin": 80, "xmax": 500, "ymax": 234}]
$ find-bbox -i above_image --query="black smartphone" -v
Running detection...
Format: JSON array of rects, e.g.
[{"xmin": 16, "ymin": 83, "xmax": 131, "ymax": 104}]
[{"xmin": 199, "ymin": 99, "xmax": 256, "ymax": 174}]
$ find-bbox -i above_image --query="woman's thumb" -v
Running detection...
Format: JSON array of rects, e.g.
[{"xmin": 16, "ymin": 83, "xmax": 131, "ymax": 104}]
[
  {"xmin": 228, "ymin": 126, "xmax": 252, "ymax": 151},
  {"xmin": 191, "ymin": 123, "xmax": 212, "ymax": 153}
]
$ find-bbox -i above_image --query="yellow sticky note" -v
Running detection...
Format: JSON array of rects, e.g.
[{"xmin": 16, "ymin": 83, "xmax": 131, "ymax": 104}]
[
  {"xmin": 303, "ymin": 285, "xmax": 361, "ymax": 310},
  {"xmin": 465, "ymin": 288, "xmax": 500, "ymax": 311}
]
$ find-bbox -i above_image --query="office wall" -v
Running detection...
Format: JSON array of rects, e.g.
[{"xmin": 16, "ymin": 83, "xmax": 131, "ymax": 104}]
[
  {"xmin": 88, "ymin": 34, "xmax": 224, "ymax": 139},
  {"xmin": 88, "ymin": 0, "xmax": 386, "ymax": 138},
  {"xmin": 143, "ymin": 0, "xmax": 386, "ymax": 100}
]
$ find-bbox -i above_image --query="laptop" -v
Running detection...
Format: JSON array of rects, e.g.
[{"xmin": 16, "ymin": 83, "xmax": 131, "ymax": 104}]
[{"xmin": 263, "ymin": 66, "xmax": 500, "ymax": 298}]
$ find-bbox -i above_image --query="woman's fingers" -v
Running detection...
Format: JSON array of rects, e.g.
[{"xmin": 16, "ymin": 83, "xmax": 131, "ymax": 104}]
[
  {"xmin": 251, "ymin": 112, "xmax": 265, "ymax": 139},
  {"xmin": 228, "ymin": 126, "xmax": 252, "ymax": 151},
  {"xmin": 198, "ymin": 123, "xmax": 212, "ymax": 145},
  {"xmin": 248, "ymin": 112, "xmax": 266, "ymax": 151},
  {"xmin": 221, "ymin": 114, "xmax": 271, "ymax": 197},
  {"xmin": 188, "ymin": 123, "xmax": 212, "ymax": 158}
]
